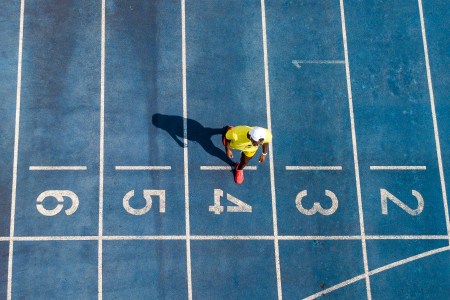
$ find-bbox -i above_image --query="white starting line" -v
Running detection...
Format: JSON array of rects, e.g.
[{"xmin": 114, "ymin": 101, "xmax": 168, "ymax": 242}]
[
  {"xmin": 29, "ymin": 166, "xmax": 87, "ymax": 171},
  {"xmin": 200, "ymin": 166, "xmax": 258, "ymax": 170},
  {"xmin": 115, "ymin": 166, "xmax": 172, "ymax": 171},
  {"xmin": 1, "ymin": 234, "xmax": 449, "ymax": 242},
  {"xmin": 286, "ymin": 166, "xmax": 343, "ymax": 171},
  {"xmin": 370, "ymin": 166, "xmax": 427, "ymax": 171}
]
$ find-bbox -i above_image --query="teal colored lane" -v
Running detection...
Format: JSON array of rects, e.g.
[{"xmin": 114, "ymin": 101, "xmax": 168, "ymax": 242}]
[
  {"xmin": 279, "ymin": 240, "xmax": 365, "ymax": 299},
  {"xmin": 0, "ymin": 242, "xmax": 8, "ymax": 298},
  {"xmin": 345, "ymin": 0, "xmax": 447, "ymax": 236},
  {"xmin": 186, "ymin": 0, "xmax": 274, "ymax": 235},
  {"xmin": 15, "ymin": 0, "xmax": 100, "ymax": 236},
  {"xmin": 366, "ymin": 239, "xmax": 448, "ymax": 270},
  {"xmin": 104, "ymin": 0, "xmax": 185, "ymax": 236},
  {"xmin": 190, "ymin": 240, "xmax": 278, "ymax": 299},
  {"xmin": 265, "ymin": 0, "xmax": 360, "ymax": 236},
  {"xmin": 12, "ymin": 241, "xmax": 98, "ymax": 298},
  {"xmin": 370, "ymin": 250, "xmax": 450, "ymax": 299},
  {"xmin": 0, "ymin": 1, "xmax": 20, "ymax": 237},
  {"xmin": 102, "ymin": 241, "xmax": 188, "ymax": 299}
]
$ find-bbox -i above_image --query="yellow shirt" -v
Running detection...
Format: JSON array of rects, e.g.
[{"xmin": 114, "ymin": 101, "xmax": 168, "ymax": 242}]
[{"xmin": 225, "ymin": 126, "xmax": 272, "ymax": 153}]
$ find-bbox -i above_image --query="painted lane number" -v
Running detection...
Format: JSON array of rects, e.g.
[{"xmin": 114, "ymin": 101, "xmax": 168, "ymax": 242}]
[
  {"xmin": 381, "ymin": 189, "xmax": 424, "ymax": 216},
  {"xmin": 296, "ymin": 190, "xmax": 339, "ymax": 216},
  {"xmin": 36, "ymin": 190, "xmax": 79, "ymax": 216},
  {"xmin": 209, "ymin": 189, "xmax": 252, "ymax": 215},
  {"xmin": 123, "ymin": 190, "xmax": 166, "ymax": 215}
]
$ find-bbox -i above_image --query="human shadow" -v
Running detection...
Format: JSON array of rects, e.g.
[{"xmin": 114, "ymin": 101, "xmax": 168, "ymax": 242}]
[{"xmin": 152, "ymin": 114, "xmax": 234, "ymax": 166}]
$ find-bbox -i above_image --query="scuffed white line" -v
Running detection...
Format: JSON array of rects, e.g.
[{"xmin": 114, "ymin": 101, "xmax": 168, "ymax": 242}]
[
  {"xmin": 418, "ymin": 0, "xmax": 450, "ymax": 243},
  {"xmin": 286, "ymin": 166, "xmax": 343, "ymax": 171},
  {"xmin": 7, "ymin": 1, "xmax": 25, "ymax": 299},
  {"xmin": 29, "ymin": 166, "xmax": 87, "ymax": 171},
  {"xmin": 370, "ymin": 166, "xmax": 426, "ymax": 171},
  {"xmin": 303, "ymin": 246, "xmax": 450, "ymax": 299},
  {"xmin": 181, "ymin": 1, "xmax": 193, "ymax": 299},
  {"xmin": 292, "ymin": 60, "xmax": 345, "ymax": 69},
  {"xmin": 339, "ymin": 0, "xmax": 371, "ymax": 298},
  {"xmin": 260, "ymin": 1, "xmax": 283, "ymax": 299},
  {"xmin": 98, "ymin": 0, "xmax": 105, "ymax": 298},
  {"xmin": 1, "ymin": 234, "xmax": 449, "ymax": 242},
  {"xmin": 115, "ymin": 166, "xmax": 171, "ymax": 170},
  {"xmin": 200, "ymin": 166, "xmax": 257, "ymax": 170}
]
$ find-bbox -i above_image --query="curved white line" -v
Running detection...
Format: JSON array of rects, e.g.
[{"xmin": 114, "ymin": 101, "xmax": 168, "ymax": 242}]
[{"xmin": 303, "ymin": 246, "xmax": 450, "ymax": 299}]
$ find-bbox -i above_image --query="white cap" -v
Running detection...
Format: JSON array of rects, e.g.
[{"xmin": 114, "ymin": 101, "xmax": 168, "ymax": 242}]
[{"xmin": 249, "ymin": 127, "xmax": 266, "ymax": 142}]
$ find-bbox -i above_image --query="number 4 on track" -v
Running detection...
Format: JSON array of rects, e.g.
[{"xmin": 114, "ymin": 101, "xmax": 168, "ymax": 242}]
[{"xmin": 209, "ymin": 189, "xmax": 252, "ymax": 215}]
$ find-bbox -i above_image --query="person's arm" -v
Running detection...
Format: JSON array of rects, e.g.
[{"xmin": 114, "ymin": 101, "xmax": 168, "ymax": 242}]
[
  {"xmin": 258, "ymin": 143, "xmax": 268, "ymax": 163},
  {"xmin": 225, "ymin": 140, "xmax": 233, "ymax": 158}
]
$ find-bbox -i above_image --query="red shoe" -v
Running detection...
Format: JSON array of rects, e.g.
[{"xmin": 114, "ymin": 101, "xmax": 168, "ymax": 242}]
[
  {"xmin": 222, "ymin": 125, "xmax": 233, "ymax": 146},
  {"xmin": 234, "ymin": 163, "xmax": 244, "ymax": 184}
]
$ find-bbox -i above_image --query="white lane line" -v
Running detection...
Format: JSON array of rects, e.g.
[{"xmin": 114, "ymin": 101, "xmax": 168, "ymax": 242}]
[
  {"xmin": 1, "ymin": 234, "xmax": 449, "ymax": 242},
  {"xmin": 303, "ymin": 246, "xmax": 450, "ymax": 299},
  {"xmin": 103, "ymin": 236, "xmax": 187, "ymax": 240},
  {"xmin": 261, "ymin": 1, "xmax": 282, "ymax": 299},
  {"xmin": 369, "ymin": 246, "xmax": 450, "ymax": 275},
  {"xmin": 303, "ymin": 274, "xmax": 366, "ymax": 300},
  {"xmin": 29, "ymin": 166, "xmax": 88, "ymax": 171},
  {"xmin": 366, "ymin": 235, "xmax": 449, "ymax": 240},
  {"xmin": 12, "ymin": 236, "xmax": 99, "ymax": 241},
  {"xmin": 286, "ymin": 166, "xmax": 343, "ymax": 171},
  {"xmin": 339, "ymin": 1, "xmax": 371, "ymax": 299},
  {"xmin": 280, "ymin": 236, "xmax": 361, "ymax": 240},
  {"xmin": 8, "ymin": 1, "xmax": 25, "ymax": 299},
  {"xmin": 200, "ymin": 166, "xmax": 257, "ymax": 170},
  {"xmin": 292, "ymin": 60, "xmax": 345, "ymax": 68},
  {"xmin": 99, "ymin": 0, "xmax": 105, "ymax": 298},
  {"xmin": 370, "ymin": 166, "xmax": 426, "ymax": 171},
  {"xmin": 115, "ymin": 166, "xmax": 171, "ymax": 171},
  {"xmin": 181, "ymin": 1, "xmax": 192, "ymax": 299},
  {"xmin": 418, "ymin": 0, "xmax": 450, "ymax": 243}
]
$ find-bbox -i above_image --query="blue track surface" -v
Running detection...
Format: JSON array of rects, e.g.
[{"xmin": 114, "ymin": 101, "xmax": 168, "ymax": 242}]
[{"xmin": 0, "ymin": 0, "xmax": 449, "ymax": 299}]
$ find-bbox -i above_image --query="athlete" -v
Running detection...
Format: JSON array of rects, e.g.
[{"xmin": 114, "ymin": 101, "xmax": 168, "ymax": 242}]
[{"xmin": 222, "ymin": 125, "xmax": 272, "ymax": 184}]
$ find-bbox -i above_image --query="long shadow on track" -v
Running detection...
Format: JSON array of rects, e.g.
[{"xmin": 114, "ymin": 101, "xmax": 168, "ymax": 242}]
[{"xmin": 152, "ymin": 113, "xmax": 234, "ymax": 166}]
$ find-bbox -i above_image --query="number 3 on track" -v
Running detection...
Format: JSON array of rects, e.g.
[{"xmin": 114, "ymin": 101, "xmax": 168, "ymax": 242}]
[{"xmin": 295, "ymin": 190, "xmax": 339, "ymax": 216}]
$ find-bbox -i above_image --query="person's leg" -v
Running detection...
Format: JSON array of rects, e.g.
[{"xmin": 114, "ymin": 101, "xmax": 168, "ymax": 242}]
[{"xmin": 237, "ymin": 152, "xmax": 252, "ymax": 170}]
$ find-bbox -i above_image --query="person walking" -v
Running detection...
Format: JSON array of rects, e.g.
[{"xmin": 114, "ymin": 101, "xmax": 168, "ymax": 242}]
[{"xmin": 222, "ymin": 125, "xmax": 272, "ymax": 184}]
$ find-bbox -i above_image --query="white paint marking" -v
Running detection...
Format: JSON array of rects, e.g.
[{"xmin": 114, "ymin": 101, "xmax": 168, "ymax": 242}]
[
  {"xmin": 304, "ymin": 246, "xmax": 450, "ymax": 299},
  {"xmin": 122, "ymin": 190, "xmax": 166, "ymax": 215},
  {"xmin": 102, "ymin": 236, "xmax": 187, "ymax": 240},
  {"xmin": 261, "ymin": 1, "xmax": 282, "ymax": 299},
  {"xmin": 286, "ymin": 166, "xmax": 343, "ymax": 171},
  {"xmin": 115, "ymin": 166, "xmax": 171, "ymax": 170},
  {"xmin": 339, "ymin": 1, "xmax": 371, "ymax": 298},
  {"xmin": 370, "ymin": 166, "xmax": 426, "ymax": 170},
  {"xmin": 200, "ymin": 166, "xmax": 257, "ymax": 170},
  {"xmin": 295, "ymin": 190, "xmax": 339, "ymax": 216},
  {"xmin": 418, "ymin": 0, "xmax": 450, "ymax": 243},
  {"xmin": 292, "ymin": 60, "xmax": 345, "ymax": 69},
  {"xmin": 29, "ymin": 166, "xmax": 87, "ymax": 171},
  {"xmin": 1, "ymin": 234, "xmax": 449, "ymax": 242},
  {"xmin": 181, "ymin": 1, "xmax": 192, "ymax": 299},
  {"xmin": 99, "ymin": 0, "xmax": 105, "ymax": 298},
  {"xmin": 13, "ymin": 236, "xmax": 100, "ymax": 241},
  {"xmin": 381, "ymin": 189, "xmax": 424, "ymax": 216},
  {"xmin": 366, "ymin": 235, "xmax": 448, "ymax": 240},
  {"xmin": 36, "ymin": 190, "xmax": 80, "ymax": 216},
  {"xmin": 8, "ymin": 1, "xmax": 25, "ymax": 298}
]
